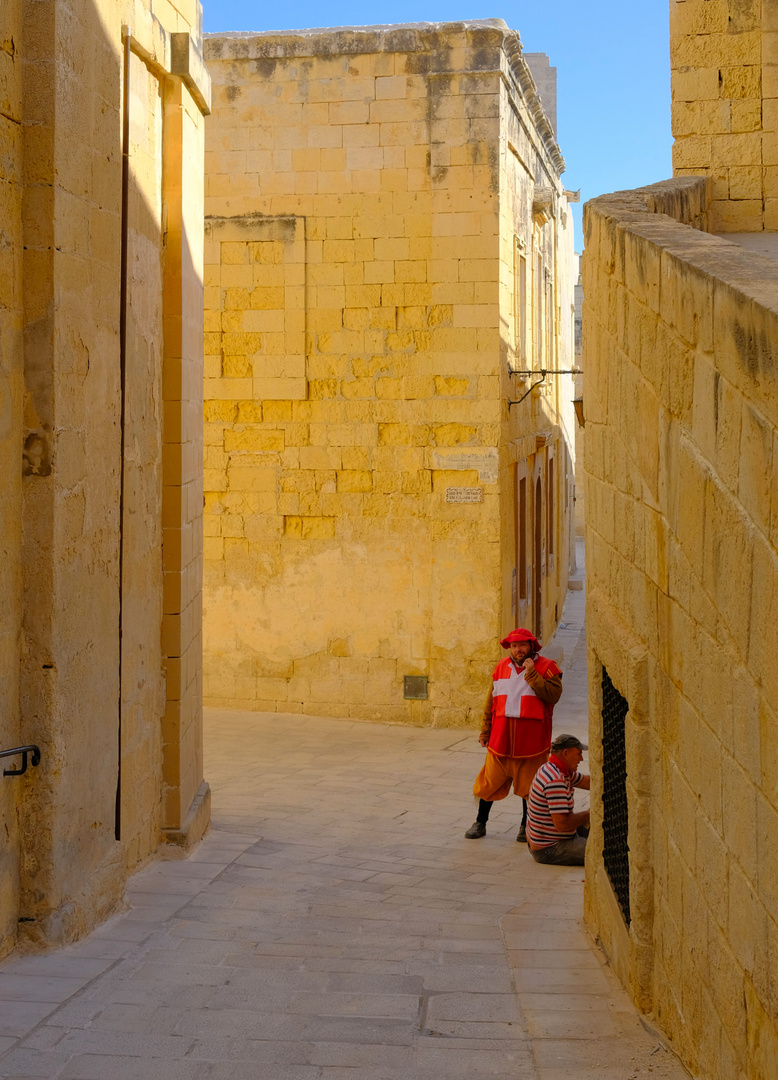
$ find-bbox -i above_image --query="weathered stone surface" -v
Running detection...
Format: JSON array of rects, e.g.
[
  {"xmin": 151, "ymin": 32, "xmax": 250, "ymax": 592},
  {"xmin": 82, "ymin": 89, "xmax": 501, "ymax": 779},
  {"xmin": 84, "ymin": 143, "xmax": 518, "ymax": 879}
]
[
  {"xmin": 583, "ymin": 173, "xmax": 778, "ymax": 1080},
  {"xmin": 202, "ymin": 21, "xmax": 579, "ymax": 724},
  {"xmin": 0, "ymin": 0, "xmax": 209, "ymax": 958},
  {"xmin": 0, "ymin": 0, "xmax": 24, "ymax": 964},
  {"xmin": 671, "ymin": 0, "xmax": 778, "ymax": 232}
]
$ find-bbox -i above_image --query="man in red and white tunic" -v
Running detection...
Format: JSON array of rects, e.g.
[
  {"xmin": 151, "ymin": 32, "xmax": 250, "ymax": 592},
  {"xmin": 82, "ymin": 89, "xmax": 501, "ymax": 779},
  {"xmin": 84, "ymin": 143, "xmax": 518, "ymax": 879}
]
[
  {"xmin": 464, "ymin": 628, "xmax": 562, "ymax": 843},
  {"xmin": 526, "ymin": 733, "xmax": 590, "ymax": 865}
]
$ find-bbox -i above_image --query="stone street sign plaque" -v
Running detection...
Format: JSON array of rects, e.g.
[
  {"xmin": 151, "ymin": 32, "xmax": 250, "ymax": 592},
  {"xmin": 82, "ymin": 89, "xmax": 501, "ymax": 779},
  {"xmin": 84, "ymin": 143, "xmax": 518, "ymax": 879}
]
[{"xmin": 445, "ymin": 487, "xmax": 483, "ymax": 503}]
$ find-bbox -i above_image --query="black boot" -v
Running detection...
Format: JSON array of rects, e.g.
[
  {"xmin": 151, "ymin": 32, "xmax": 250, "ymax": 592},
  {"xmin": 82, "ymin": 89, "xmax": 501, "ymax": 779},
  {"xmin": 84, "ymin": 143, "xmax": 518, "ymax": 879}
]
[
  {"xmin": 516, "ymin": 799, "xmax": 528, "ymax": 843},
  {"xmin": 465, "ymin": 799, "xmax": 492, "ymax": 839}
]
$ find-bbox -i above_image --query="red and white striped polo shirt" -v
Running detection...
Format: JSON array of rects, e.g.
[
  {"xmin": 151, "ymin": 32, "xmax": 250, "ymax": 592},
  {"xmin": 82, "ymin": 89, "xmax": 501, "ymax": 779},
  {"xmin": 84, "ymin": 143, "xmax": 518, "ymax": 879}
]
[{"xmin": 527, "ymin": 758, "xmax": 584, "ymax": 848}]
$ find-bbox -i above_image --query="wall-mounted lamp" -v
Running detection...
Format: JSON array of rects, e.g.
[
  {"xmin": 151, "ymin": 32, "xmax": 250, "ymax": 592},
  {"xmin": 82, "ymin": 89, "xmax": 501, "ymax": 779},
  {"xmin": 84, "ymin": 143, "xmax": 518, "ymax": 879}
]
[{"xmin": 573, "ymin": 398, "xmax": 585, "ymax": 428}]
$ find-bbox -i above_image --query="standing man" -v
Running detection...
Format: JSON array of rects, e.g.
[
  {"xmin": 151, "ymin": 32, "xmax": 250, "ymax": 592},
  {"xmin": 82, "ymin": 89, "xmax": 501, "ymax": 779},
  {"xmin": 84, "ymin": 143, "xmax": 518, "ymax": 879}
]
[
  {"xmin": 526, "ymin": 733, "xmax": 590, "ymax": 865},
  {"xmin": 464, "ymin": 628, "xmax": 562, "ymax": 842}
]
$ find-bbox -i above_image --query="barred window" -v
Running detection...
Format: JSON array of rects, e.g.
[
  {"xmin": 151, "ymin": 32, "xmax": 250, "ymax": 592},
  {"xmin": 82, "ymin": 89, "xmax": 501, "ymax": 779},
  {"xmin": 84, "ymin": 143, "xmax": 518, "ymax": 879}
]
[{"xmin": 601, "ymin": 667, "xmax": 630, "ymax": 925}]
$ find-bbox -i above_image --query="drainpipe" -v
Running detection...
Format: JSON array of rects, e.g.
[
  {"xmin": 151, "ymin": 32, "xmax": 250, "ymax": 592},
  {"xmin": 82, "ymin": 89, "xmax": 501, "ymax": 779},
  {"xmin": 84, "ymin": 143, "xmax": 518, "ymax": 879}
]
[{"xmin": 116, "ymin": 29, "xmax": 130, "ymax": 842}]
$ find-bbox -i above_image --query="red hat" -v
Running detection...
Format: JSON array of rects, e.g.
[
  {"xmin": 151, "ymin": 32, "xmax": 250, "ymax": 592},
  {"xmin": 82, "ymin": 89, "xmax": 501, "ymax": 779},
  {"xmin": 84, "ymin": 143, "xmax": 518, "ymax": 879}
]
[{"xmin": 500, "ymin": 627, "xmax": 540, "ymax": 652}]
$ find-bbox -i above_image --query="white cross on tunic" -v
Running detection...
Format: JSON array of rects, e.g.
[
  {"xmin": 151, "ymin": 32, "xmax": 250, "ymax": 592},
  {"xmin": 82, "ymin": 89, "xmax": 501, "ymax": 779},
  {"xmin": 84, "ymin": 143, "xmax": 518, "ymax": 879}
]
[{"xmin": 492, "ymin": 664, "xmax": 540, "ymax": 718}]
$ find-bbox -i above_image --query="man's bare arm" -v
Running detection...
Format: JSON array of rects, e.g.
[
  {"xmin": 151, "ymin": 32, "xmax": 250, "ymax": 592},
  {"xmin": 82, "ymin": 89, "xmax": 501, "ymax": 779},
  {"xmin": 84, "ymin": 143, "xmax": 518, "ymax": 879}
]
[{"xmin": 551, "ymin": 808, "xmax": 590, "ymax": 833}]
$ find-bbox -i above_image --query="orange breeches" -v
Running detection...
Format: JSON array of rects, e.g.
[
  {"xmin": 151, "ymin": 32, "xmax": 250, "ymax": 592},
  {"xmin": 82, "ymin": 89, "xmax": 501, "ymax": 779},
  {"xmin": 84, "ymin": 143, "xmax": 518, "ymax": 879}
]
[{"xmin": 472, "ymin": 749, "xmax": 549, "ymax": 801}]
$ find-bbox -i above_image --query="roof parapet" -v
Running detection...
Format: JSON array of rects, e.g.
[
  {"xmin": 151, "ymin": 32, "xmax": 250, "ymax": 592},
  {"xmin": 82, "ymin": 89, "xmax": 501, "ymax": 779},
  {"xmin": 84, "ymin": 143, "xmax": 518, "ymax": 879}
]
[{"xmin": 205, "ymin": 20, "xmax": 565, "ymax": 175}]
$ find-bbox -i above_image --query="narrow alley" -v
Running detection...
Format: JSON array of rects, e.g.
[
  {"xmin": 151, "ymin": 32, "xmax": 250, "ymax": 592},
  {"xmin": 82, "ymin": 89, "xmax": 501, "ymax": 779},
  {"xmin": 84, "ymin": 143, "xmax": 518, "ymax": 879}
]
[{"xmin": 0, "ymin": 577, "xmax": 687, "ymax": 1080}]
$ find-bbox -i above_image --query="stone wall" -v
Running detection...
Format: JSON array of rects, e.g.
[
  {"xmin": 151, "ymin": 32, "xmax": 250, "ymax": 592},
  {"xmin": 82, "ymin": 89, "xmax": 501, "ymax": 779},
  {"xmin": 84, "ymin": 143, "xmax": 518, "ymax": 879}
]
[
  {"xmin": 671, "ymin": 0, "xmax": 778, "ymax": 231},
  {"xmin": 0, "ymin": 0, "xmax": 209, "ymax": 959},
  {"xmin": 582, "ymin": 175, "xmax": 778, "ymax": 1079},
  {"xmin": 202, "ymin": 21, "xmax": 577, "ymax": 725},
  {"xmin": 0, "ymin": 0, "xmax": 24, "ymax": 958}
]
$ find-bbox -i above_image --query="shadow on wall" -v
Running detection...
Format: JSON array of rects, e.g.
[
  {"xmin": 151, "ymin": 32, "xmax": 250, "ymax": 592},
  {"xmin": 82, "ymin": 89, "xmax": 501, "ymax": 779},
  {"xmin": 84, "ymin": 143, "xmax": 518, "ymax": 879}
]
[{"xmin": 0, "ymin": 0, "xmax": 205, "ymax": 959}]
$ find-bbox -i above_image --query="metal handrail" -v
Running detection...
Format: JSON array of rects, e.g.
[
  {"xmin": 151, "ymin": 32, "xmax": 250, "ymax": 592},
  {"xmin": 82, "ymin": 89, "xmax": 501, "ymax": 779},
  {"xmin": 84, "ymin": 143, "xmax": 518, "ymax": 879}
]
[{"xmin": 1, "ymin": 745, "xmax": 41, "ymax": 777}]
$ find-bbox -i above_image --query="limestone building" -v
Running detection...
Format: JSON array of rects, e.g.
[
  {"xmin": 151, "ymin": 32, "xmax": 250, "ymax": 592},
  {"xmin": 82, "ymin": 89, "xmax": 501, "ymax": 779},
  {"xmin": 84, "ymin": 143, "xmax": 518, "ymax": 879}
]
[
  {"xmin": 202, "ymin": 20, "xmax": 578, "ymax": 725},
  {"xmin": 583, "ymin": 2, "xmax": 778, "ymax": 1077},
  {"xmin": 0, "ymin": 0, "xmax": 210, "ymax": 958}
]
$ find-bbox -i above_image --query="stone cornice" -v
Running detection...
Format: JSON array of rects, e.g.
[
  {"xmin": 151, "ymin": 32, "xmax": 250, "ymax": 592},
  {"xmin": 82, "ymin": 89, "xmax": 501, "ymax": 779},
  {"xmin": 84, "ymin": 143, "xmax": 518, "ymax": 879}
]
[
  {"xmin": 501, "ymin": 31, "xmax": 565, "ymax": 177},
  {"xmin": 204, "ymin": 19, "xmax": 509, "ymax": 57}
]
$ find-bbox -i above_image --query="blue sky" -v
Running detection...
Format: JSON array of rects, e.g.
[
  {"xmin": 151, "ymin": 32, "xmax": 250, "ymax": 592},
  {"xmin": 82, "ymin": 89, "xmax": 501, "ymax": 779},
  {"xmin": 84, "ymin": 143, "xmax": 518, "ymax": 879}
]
[{"xmin": 204, "ymin": 2, "xmax": 672, "ymax": 251}]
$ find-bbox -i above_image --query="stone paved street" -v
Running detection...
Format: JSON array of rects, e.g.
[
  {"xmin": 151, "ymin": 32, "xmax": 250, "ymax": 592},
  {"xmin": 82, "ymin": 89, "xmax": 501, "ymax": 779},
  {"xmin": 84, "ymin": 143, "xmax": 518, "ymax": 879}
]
[{"xmin": 0, "ymin": 573, "xmax": 688, "ymax": 1079}]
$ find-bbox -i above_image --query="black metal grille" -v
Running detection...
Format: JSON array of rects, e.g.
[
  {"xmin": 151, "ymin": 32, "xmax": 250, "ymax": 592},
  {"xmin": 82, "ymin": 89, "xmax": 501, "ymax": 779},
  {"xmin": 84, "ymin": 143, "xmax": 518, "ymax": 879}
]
[{"xmin": 601, "ymin": 667, "xmax": 630, "ymax": 925}]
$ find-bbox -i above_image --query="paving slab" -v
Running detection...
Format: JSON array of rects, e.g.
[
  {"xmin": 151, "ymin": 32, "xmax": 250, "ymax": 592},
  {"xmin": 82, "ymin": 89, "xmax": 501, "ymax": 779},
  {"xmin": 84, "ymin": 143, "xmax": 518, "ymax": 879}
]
[
  {"xmin": 0, "ymin": 976, "xmax": 88, "ymax": 1004},
  {"xmin": 0, "ymin": 560, "xmax": 689, "ymax": 1080},
  {"xmin": 58, "ymin": 1058, "xmax": 207, "ymax": 1080},
  {"xmin": 0, "ymin": 1002, "xmax": 59, "ymax": 1039}
]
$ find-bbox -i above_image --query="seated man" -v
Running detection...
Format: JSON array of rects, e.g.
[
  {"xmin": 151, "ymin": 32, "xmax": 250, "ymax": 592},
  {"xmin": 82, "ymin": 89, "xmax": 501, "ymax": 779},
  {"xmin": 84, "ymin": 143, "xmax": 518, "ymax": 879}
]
[{"xmin": 526, "ymin": 733, "xmax": 590, "ymax": 865}]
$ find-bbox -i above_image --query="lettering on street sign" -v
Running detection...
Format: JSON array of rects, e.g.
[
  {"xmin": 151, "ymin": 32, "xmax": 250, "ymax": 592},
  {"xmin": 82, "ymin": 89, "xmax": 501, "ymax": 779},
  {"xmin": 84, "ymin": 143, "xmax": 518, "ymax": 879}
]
[{"xmin": 445, "ymin": 487, "xmax": 483, "ymax": 503}]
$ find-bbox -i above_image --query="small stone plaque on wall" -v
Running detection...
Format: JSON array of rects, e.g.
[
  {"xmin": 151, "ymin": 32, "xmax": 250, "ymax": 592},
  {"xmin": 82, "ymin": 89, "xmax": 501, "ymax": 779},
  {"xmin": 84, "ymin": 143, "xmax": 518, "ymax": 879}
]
[{"xmin": 445, "ymin": 487, "xmax": 483, "ymax": 503}]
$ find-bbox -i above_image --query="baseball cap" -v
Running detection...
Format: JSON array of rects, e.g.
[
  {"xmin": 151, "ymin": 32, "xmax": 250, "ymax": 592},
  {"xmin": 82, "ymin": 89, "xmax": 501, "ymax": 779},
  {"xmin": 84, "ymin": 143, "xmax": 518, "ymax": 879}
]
[{"xmin": 551, "ymin": 733, "xmax": 585, "ymax": 753}]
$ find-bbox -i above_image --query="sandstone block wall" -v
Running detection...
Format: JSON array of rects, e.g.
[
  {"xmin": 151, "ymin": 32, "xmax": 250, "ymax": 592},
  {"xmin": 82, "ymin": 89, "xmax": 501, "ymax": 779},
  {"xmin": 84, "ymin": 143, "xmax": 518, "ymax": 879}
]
[
  {"xmin": 583, "ymin": 175, "xmax": 778, "ymax": 1080},
  {"xmin": 0, "ymin": 0, "xmax": 209, "ymax": 958},
  {"xmin": 671, "ymin": 0, "xmax": 778, "ymax": 231},
  {"xmin": 0, "ymin": 0, "xmax": 24, "ymax": 959},
  {"xmin": 203, "ymin": 21, "xmax": 577, "ymax": 726}
]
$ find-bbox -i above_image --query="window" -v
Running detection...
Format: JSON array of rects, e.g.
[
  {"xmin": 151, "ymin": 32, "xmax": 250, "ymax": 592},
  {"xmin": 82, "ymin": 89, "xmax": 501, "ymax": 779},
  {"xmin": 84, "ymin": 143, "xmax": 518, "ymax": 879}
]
[
  {"xmin": 514, "ymin": 242, "xmax": 527, "ymax": 369},
  {"xmin": 534, "ymin": 475, "xmax": 542, "ymax": 639},
  {"xmin": 602, "ymin": 668, "xmax": 630, "ymax": 925},
  {"xmin": 519, "ymin": 476, "xmax": 527, "ymax": 599},
  {"xmin": 547, "ymin": 457, "xmax": 554, "ymax": 558},
  {"xmin": 546, "ymin": 278, "xmax": 554, "ymax": 368},
  {"xmin": 536, "ymin": 254, "xmax": 543, "ymax": 370}
]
